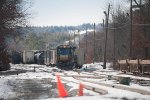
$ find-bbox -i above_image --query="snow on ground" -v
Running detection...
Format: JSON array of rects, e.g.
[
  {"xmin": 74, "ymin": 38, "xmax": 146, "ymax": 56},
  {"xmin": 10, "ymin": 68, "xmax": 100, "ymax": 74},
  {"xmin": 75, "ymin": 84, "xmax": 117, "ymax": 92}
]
[
  {"xmin": 130, "ymin": 82, "xmax": 150, "ymax": 92},
  {"xmin": 82, "ymin": 62, "xmax": 114, "ymax": 72},
  {"xmin": 82, "ymin": 62, "xmax": 120, "ymax": 76},
  {"xmin": 0, "ymin": 63, "xmax": 150, "ymax": 100},
  {"xmin": 69, "ymin": 29, "xmax": 94, "ymax": 35},
  {"xmin": 0, "ymin": 78, "xmax": 15, "ymax": 99},
  {"xmin": 79, "ymin": 29, "xmax": 94, "ymax": 35}
]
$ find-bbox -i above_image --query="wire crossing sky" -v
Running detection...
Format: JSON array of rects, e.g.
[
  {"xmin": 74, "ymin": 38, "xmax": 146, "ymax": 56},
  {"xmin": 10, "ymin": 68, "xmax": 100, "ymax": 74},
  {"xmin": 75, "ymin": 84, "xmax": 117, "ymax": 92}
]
[{"xmin": 30, "ymin": 0, "xmax": 122, "ymax": 26}]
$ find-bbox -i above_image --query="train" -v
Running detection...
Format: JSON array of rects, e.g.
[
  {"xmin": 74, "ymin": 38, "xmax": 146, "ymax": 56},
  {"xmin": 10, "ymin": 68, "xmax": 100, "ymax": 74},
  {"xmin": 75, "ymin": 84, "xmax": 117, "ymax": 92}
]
[
  {"xmin": 44, "ymin": 45, "xmax": 85, "ymax": 69},
  {"xmin": 11, "ymin": 45, "xmax": 85, "ymax": 70}
]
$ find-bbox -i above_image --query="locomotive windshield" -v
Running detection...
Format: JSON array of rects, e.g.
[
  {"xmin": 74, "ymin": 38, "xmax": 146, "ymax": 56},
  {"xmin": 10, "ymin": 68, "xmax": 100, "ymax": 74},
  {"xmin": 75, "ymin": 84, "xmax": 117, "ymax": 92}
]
[{"xmin": 57, "ymin": 48, "xmax": 70, "ymax": 55}]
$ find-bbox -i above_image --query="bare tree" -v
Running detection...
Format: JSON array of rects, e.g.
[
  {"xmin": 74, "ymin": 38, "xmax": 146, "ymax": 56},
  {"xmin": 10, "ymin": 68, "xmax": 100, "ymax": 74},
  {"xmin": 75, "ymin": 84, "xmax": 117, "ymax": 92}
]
[{"xmin": 0, "ymin": 0, "xmax": 31, "ymax": 71}]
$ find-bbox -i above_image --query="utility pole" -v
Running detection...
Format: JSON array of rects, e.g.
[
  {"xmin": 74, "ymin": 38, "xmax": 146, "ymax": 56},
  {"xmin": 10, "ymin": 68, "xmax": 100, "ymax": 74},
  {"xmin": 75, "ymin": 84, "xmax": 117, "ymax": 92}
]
[
  {"xmin": 74, "ymin": 32, "xmax": 75, "ymax": 45},
  {"xmin": 103, "ymin": 4, "xmax": 110, "ymax": 69},
  {"xmin": 113, "ymin": 21, "xmax": 116, "ymax": 68},
  {"xmin": 78, "ymin": 29, "xmax": 80, "ymax": 48},
  {"xmin": 130, "ymin": 0, "xmax": 133, "ymax": 58},
  {"xmin": 93, "ymin": 23, "xmax": 96, "ymax": 64},
  {"xmin": 103, "ymin": 19, "xmax": 105, "ymax": 29},
  {"xmin": 69, "ymin": 34, "xmax": 71, "ymax": 45},
  {"xmin": 86, "ymin": 27, "xmax": 88, "ymax": 64}
]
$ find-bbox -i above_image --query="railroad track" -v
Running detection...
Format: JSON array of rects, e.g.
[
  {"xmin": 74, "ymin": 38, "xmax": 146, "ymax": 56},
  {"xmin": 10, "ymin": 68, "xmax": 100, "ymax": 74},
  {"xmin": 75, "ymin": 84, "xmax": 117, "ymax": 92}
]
[
  {"xmin": 56, "ymin": 72, "xmax": 150, "ymax": 95},
  {"xmin": 60, "ymin": 76, "xmax": 108, "ymax": 95},
  {"xmin": 74, "ymin": 76, "xmax": 150, "ymax": 95}
]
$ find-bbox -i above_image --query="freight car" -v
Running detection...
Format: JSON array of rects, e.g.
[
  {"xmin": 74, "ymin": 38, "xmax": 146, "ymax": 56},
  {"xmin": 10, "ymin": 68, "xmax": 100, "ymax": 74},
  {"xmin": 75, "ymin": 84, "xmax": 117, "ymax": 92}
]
[
  {"xmin": 9, "ymin": 50, "xmax": 44, "ymax": 65},
  {"xmin": 11, "ymin": 51, "xmax": 22, "ymax": 64},
  {"xmin": 44, "ymin": 50, "xmax": 56, "ymax": 66},
  {"xmin": 34, "ymin": 51, "xmax": 44, "ymax": 65},
  {"xmin": 56, "ymin": 45, "xmax": 85, "ymax": 70},
  {"xmin": 23, "ymin": 50, "xmax": 35, "ymax": 64}
]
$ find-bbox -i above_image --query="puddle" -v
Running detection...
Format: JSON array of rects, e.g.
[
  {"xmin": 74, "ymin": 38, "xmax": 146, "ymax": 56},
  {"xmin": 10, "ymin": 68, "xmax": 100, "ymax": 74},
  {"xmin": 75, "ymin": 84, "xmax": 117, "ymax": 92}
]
[{"xmin": 7, "ymin": 78, "xmax": 58, "ymax": 100}]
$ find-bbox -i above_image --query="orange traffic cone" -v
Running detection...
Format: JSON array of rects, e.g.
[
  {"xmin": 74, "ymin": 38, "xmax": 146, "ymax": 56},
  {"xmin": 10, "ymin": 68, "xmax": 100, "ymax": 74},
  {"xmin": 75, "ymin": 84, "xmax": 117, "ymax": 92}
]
[
  {"xmin": 56, "ymin": 75, "xmax": 68, "ymax": 97},
  {"xmin": 78, "ymin": 83, "xmax": 84, "ymax": 96}
]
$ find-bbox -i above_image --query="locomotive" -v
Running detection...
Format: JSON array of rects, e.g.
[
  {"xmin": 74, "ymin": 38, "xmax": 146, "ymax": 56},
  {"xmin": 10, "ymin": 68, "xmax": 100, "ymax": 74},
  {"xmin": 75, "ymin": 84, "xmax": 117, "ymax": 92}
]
[{"xmin": 56, "ymin": 45, "xmax": 85, "ymax": 70}]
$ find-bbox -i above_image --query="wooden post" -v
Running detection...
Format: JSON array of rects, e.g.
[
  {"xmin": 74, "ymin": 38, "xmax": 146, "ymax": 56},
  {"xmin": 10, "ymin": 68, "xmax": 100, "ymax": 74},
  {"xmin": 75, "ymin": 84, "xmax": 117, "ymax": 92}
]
[
  {"xmin": 17, "ymin": 70, "xmax": 18, "ymax": 75},
  {"xmin": 93, "ymin": 23, "xmax": 96, "ymax": 64},
  {"xmin": 34, "ymin": 66, "xmax": 36, "ymax": 72},
  {"xmin": 138, "ymin": 58, "xmax": 140, "ymax": 74},
  {"xmin": 118, "ymin": 59, "xmax": 121, "ymax": 71},
  {"xmin": 142, "ymin": 65, "xmax": 144, "ymax": 75},
  {"xmin": 126, "ymin": 59, "xmax": 129, "ymax": 72}
]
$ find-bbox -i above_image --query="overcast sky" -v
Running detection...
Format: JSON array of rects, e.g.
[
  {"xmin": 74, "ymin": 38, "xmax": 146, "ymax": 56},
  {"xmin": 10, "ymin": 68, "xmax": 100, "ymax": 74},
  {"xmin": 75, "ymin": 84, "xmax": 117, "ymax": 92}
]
[{"xmin": 30, "ymin": 0, "xmax": 122, "ymax": 26}]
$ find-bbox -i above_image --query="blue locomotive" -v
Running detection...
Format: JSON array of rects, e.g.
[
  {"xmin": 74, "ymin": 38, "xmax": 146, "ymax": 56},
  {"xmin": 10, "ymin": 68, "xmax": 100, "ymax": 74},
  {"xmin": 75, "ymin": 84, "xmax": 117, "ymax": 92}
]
[
  {"xmin": 56, "ymin": 45, "xmax": 85, "ymax": 70},
  {"xmin": 56, "ymin": 45, "xmax": 77, "ymax": 69}
]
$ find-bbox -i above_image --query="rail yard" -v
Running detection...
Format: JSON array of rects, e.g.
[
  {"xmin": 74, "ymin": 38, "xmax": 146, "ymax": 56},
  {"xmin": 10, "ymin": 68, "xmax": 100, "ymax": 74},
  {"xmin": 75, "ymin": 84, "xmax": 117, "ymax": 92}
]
[
  {"xmin": 0, "ymin": 63, "xmax": 150, "ymax": 100},
  {"xmin": 0, "ymin": 0, "xmax": 150, "ymax": 100}
]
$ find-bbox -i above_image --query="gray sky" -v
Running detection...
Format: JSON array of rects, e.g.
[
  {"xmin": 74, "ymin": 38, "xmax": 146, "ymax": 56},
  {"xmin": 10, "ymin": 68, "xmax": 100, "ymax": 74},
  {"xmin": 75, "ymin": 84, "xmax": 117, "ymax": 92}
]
[{"xmin": 30, "ymin": 0, "xmax": 123, "ymax": 26}]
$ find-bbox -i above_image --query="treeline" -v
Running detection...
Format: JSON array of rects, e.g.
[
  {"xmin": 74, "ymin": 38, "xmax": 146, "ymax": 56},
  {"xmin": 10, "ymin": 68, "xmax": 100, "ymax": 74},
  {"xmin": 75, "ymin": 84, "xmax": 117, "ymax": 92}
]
[
  {"xmin": 80, "ymin": 0, "xmax": 150, "ymax": 64},
  {"xmin": 6, "ymin": 23, "xmax": 101, "ymax": 51},
  {"xmin": 28, "ymin": 23, "xmax": 99, "ymax": 35}
]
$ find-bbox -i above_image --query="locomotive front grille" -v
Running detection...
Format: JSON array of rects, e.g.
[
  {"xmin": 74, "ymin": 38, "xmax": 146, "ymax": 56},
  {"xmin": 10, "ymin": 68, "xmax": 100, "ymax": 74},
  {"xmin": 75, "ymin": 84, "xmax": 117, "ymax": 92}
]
[{"xmin": 59, "ymin": 55, "xmax": 69, "ymax": 61}]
